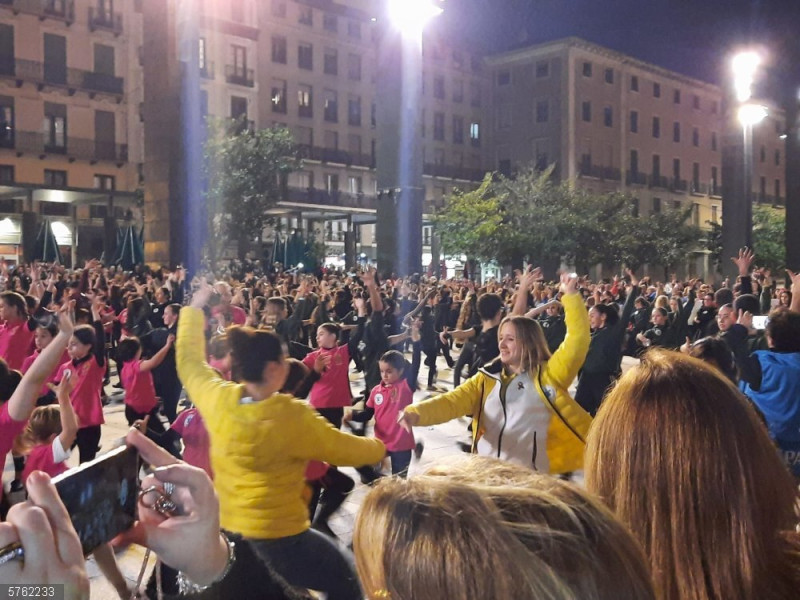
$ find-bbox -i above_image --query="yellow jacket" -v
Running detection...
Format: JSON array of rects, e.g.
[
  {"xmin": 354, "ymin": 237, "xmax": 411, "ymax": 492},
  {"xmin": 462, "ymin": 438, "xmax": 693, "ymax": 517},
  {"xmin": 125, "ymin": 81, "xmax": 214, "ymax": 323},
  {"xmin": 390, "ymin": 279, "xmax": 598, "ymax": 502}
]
[
  {"xmin": 405, "ymin": 293, "xmax": 591, "ymax": 474},
  {"xmin": 177, "ymin": 307, "xmax": 386, "ymax": 539}
]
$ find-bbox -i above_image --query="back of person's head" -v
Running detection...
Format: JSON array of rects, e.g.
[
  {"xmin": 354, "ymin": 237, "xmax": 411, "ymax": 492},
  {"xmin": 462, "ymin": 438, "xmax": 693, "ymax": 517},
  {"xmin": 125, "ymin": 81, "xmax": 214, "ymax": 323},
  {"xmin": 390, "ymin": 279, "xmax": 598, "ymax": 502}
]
[
  {"xmin": 593, "ymin": 302, "xmax": 620, "ymax": 327},
  {"xmin": 208, "ymin": 333, "xmax": 231, "ymax": 360},
  {"xmin": 499, "ymin": 315, "xmax": 551, "ymax": 371},
  {"xmin": 476, "ymin": 293, "xmax": 503, "ymax": 321},
  {"xmin": 281, "ymin": 358, "xmax": 309, "ymax": 396},
  {"xmin": 24, "ymin": 295, "xmax": 38, "ymax": 314},
  {"xmin": 766, "ymin": 309, "xmax": 800, "ymax": 353},
  {"xmin": 227, "ymin": 326, "xmax": 284, "ymax": 382},
  {"xmin": 734, "ymin": 293, "xmax": 760, "ymax": 316},
  {"xmin": 116, "ymin": 337, "xmax": 142, "ymax": 363},
  {"xmin": 355, "ymin": 456, "xmax": 656, "ymax": 600},
  {"xmin": 0, "ymin": 291, "xmax": 27, "ymax": 318},
  {"xmin": 688, "ymin": 337, "xmax": 738, "ymax": 382},
  {"xmin": 24, "ymin": 405, "xmax": 61, "ymax": 445},
  {"xmin": 654, "ymin": 295, "xmax": 669, "ymax": 310},
  {"xmin": 267, "ymin": 296, "xmax": 287, "ymax": 312},
  {"xmin": 72, "ymin": 324, "xmax": 97, "ymax": 350},
  {"xmin": 714, "ymin": 287, "xmax": 734, "ymax": 307},
  {"xmin": 0, "ymin": 358, "xmax": 22, "ymax": 403},
  {"xmin": 585, "ymin": 349, "xmax": 800, "ymax": 600}
]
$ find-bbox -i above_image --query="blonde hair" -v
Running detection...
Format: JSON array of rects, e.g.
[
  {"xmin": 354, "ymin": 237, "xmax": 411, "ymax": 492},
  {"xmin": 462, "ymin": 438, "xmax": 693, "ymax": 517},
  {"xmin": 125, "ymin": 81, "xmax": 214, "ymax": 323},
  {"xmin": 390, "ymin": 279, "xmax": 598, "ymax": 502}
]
[
  {"xmin": 498, "ymin": 315, "xmax": 551, "ymax": 373},
  {"xmin": 17, "ymin": 405, "xmax": 61, "ymax": 453},
  {"xmin": 585, "ymin": 349, "xmax": 800, "ymax": 600},
  {"xmin": 653, "ymin": 295, "xmax": 669, "ymax": 310},
  {"xmin": 354, "ymin": 456, "xmax": 656, "ymax": 600}
]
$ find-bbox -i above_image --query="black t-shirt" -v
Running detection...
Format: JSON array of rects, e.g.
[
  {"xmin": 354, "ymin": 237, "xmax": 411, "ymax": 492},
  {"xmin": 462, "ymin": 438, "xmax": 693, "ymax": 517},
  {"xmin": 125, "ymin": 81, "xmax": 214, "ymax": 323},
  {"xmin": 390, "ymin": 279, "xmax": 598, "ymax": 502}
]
[{"xmin": 471, "ymin": 324, "xmax": 500, "ymax": 375}]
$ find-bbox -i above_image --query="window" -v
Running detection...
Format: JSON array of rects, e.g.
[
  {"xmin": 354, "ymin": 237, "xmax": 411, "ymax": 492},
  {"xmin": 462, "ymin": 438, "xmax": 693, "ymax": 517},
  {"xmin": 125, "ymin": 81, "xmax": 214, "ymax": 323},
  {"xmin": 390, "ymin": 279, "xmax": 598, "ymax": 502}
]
[
  {"xmin": 673, "ymin": 89, "xmax": 681, "ymax": 104},
  {"xmin": 230, "ymin": 96, "xmax": 247, "ymax": 120},
  {"xmin": 536, "ymin": 100, "xmax": 549, "ymax": 123},
  {"xmin": 298, "ymin": 43, "xmax": 313, "ymax": 70},
  {"xmin": 298, "ymin": 84, "xmax": 312, "ymax": 118},
  {"xmin": 603, "ymin": 106, "xmax": 613, "ymax": 127},
  {"xmin": 43, "ymin": 105, "xmax": 67, "ymax": 151},
  {"xmin": 580, "ymin": 152, "xmax": 592, "ymax": 173},
  {"xmin": 198, "ymin": 37, "xmax": 208, "ymax": 72},
  {"xmin": 582, "ymin": 101, "xmax": 591, "ymax": 122},
  {"xmin": 94, "ymin": 44, "xmax": 115, "ymax": 76},
  {"xmin": 347, "ymin": 21, "xmax": 361, "ymax": 39},
  {"xmin": 652, "ymin": 197, "xmax": 661, "ymax": 214},
  {"xmin": 692, "ymin": 127, "xmax": 699, "ymax": 147},
  {"xmin": 604, "ymin": 68, "xmax": 614, "ymax": 83},
  {"xmin": 452, "ymin": 80, "xmax": 463, "ymax": 103},
  {"xmin": 630, "ymin": 110, "xmax": 638, "ymax": 133},
  {"xmin": 94, "ymin": 174, "xmax": 115, "ymax": 190},
  {"xmin": 469, "ymin": 122, "xmax": 480, "ymax": 146},
  {"xmin": 629, "ymin": 149, "xmax": 638, "ymax": 173},
  {"xmin": 325, "ymin": 173, "xmax": 339, "ymax": 191},
  {"xmin": 775, "ymin": 179, "xmax": 781, "ymax": 201},
  {"xmin": 323, "ymin": 48, "xmax": 337, "ymax": 75},
  {"xmin": 497, "ymin": 104, "xmax": 512, "ymax": 129},
  {"xmin": 759, "ymin": 145, "xmax": 766, "ymax": 163},
  {"xmin": 692, "ymin": 162, "xmax": 700, "ymax": 190},
  {"xmin": 582, "ymin": 61, "xmax": 592, "ymax": 77},
  {"xmin": 711, "ymin": 205, "xmax": 718, "ymax": 224},
  {"xmin": 323, "ymin": 89, "xmax": 337, "ymax": 122},
  {"xmin": 433, "ymin": 75, "xmax": 445, "ymax": 100},
  {"xmin": 453, "ymin": 116, "xmax": 464, "ymax": 144},
  {"xmin": 711, "ymin": 132, "xmax": 717, "ymax": 151},
  {"xmin": 673, "ymin": 121, "xmax": 680, "ymax": 143},
  {"xmin": 298, "ymin": 6, "xmax": 312, "ymax": 26},
  {"xmin": 673, "ymin": 158, "xmax": 681, "ymax": 181},
  {"xmin": 452, "ymin": 50, "xmax": 464, "ymax": 70},
  {"xmin": 0, "ymin": 165, "xmax": 14, "ymax": 185},
  {"xmin": 652, "ymin": 154, "xmax": 661, "ymax": 178},
  {"xmin": 347, "ymin": 134, "xmax": 361, "ymax": 156},
  {"xmin": 271, "ymin": 79, "xmax": 287, "ymax": 113},
  {"xmin": 630, "ymin": 75, "xmax": 639, "ymax": 91},
  {"xmin": 652, "ymin": 116, "xmax": 660, "ymax": 138},
  {"xmin": 775, "ymin": 149, "xmax": 781, "ymax": 166},
  {"xmin": 760, "ymin": 176, "xmax": 767, "ymax": 200},
  {"xmin": 711, "ymin": 166, "xmax": 719, "ymax": 194},
  {"xmin": 232, "ymin": 45, "xmax": 247, "ymax": 75},
  {"xmin": 470, "ymin": 81, "xmax": 481, "ymax": 107},
  {"xmin": 271, "ymin": 36, "xmax": 287, "ymax": 64},
  {"xmin": 631, "ymin": 198, "xmax": 640, "ymax": 217},
  {"xmin": 348, "ymin": 95, "xmax": 361, "ymax": 126},
  {"xmin": 271, "ymin": 0, "xmax": 286, "ymax": 18},
  {"xmin": 497, "ymin": 70, "xmax": 511, "ymax": 86},
  {"xmin": 294, "ymin": 126, "xmax": 312, "ymax": 147},
  {"xmin": 347, "ymin": 53, "xmax": 361, "ymax": 81},
  {"xmin": 498, "ymin": 159, "xmax": 511, "ymax": 176},
  {"xmin": 347, "ymin": 176, "xmax": 362, "ymax": 194},
  {"xmin": 323, "ymin": 13, "xmax": 337, "ymax": 32},
  {"xmin": 433, "ymin": 148, "xmax": 445, "ymax": 165},
  {"xmin": 653, "ymin": 82, "xmax": 661, "ymax": 98},
  {"xmin": 693, "ymin": 94, "xmax": 700, "ymax": 109},
  {"xmin": 433, "ymin": 112, "xmax": 445, "ymax": 141},
  {"xmin": 0, "ymin": 99, "xmax": 14, "ymax": 148},
  {"xmin": 44, "ymin": 169, "xmax": 67, "ymax": 187},
  {"xmin": 536, "ymin": 61, "xmax": 549, "ymax": 78}
]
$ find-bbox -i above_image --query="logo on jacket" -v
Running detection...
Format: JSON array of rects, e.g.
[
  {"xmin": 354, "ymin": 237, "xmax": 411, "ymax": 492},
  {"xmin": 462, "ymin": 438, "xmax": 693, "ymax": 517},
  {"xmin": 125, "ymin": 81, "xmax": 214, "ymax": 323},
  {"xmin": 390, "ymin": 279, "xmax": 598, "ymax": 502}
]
[
  {"xmin": 542, "ymin": 384, "xmax": 556, "ymax": 402},
  {"xmin": 517, "ymin": 381, "xmax": 525, "ymax": 391}
]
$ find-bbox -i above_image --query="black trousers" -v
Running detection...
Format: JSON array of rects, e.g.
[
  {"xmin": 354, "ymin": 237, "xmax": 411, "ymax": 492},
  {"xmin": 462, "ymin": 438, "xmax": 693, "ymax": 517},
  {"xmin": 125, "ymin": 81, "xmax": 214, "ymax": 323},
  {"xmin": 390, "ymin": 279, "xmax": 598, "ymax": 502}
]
[{"xmin": 74, "ymin": 425, "xmax": 102, "ymax": 464}]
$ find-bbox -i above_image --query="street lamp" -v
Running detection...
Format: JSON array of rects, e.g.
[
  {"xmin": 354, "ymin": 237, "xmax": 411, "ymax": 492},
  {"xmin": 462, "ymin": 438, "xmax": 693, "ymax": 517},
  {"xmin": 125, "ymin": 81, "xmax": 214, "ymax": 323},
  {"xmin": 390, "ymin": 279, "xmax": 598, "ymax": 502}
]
[
  {"xmin": 387, "ymin": 0, "xmax": 443, "ymax": 36},
  {"xmin": 732, "ymin": 52, "xmax": 768, "ymax": 248}
]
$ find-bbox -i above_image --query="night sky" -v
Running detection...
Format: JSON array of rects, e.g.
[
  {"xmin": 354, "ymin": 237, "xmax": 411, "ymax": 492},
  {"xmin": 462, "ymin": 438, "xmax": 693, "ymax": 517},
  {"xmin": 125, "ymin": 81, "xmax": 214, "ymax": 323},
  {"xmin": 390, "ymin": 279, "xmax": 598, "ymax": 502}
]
[{"xmin": 440, "ymin": 0, "xmax": 800, "ymax": 96}]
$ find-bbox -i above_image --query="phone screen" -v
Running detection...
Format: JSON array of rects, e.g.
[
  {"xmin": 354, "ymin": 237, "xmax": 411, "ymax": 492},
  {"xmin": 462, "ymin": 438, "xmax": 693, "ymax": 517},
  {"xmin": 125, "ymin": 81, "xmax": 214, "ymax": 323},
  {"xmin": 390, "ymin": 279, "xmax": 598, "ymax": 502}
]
[
  {"xmin": 751, "ymin": 315, "xmax": 770, "ymax": 330},
  {"xmin": 52, "ymin": 446, "xmax": 139, "ymax": 555}
]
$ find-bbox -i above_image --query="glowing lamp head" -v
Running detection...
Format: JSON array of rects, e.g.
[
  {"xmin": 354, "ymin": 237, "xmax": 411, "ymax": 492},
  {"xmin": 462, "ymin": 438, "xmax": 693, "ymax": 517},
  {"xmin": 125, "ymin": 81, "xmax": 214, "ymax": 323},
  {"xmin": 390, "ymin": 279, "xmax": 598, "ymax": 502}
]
[
  {"xmin": 387, "ymin": 0, "xmax": 443, "ymax": 34},
  {"xmin": 297, "ymin": 262, "xmax": 304, "ymax": 269},
  {"xmin": 737, "ymin": 104, "xmax": 768, "ymax": 127},
  {"xmin": 732, "ymin": 51, "xmax": 760, "ymax": 102}
]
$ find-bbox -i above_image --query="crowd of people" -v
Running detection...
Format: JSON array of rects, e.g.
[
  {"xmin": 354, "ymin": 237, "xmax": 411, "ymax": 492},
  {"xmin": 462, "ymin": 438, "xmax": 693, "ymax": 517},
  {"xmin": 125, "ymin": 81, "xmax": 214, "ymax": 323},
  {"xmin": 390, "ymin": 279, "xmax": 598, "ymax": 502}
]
[{"xmin": 0, "ymin": 250, "xmax": 799, "ymax": 599}]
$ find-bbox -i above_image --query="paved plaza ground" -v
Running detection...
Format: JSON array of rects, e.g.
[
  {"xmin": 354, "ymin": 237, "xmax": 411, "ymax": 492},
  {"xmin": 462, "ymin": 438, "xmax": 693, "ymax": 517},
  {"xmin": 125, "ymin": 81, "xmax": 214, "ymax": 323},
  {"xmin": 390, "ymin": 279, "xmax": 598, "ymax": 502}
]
[{"xmin": 2, "ymin": 351, "xmax": 638, "ymax": 598}]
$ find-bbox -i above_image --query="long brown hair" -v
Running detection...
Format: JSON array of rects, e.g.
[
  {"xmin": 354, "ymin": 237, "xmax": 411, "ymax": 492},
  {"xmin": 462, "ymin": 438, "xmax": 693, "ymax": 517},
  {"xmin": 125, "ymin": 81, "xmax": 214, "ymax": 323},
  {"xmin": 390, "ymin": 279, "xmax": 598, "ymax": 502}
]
[
  {"xmin": 585, "ymin": 349, "xmax": 800, "ymax": 600},
  {"xmin": 498, "ymin": 315, "xmax": 551, "ymax": 372}
]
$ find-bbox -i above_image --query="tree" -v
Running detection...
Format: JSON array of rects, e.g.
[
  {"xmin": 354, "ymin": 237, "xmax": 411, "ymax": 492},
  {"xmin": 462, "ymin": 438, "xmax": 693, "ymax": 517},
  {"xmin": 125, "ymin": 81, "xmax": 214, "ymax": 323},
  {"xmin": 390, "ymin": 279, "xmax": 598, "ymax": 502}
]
[
  {"xmin": 204, "ymin": 118, "xmax": 299, "ymax": 262},
  {"xmin": 752, "ymin": 205, "xmax": 786, "ymax": 273}
]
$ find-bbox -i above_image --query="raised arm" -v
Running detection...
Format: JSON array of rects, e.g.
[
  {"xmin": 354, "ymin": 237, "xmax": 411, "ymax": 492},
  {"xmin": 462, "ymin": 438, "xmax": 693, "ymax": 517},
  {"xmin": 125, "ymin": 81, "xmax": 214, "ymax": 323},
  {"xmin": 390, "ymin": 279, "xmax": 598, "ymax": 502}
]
[
  {"xmin": 512, "ymin": 268, "xmax": 541, "ymax": 316},
  {"xmin": 362, "ymin": 269, "xmax": 383, "ymax": 314},
  {"xmin": 788, "ymin": 270, "xmax": 800, "ymax": 314},
  {"xmin": 140, "ymin": 334, "xmax": 175, "ymax": 372},
  {"xmin": 53, "ymin": 372, "xmax": 78, "ymax": 450},
  {"xmin": 545, "ymin": 274, "xmax": 590, "ymax": 390}
]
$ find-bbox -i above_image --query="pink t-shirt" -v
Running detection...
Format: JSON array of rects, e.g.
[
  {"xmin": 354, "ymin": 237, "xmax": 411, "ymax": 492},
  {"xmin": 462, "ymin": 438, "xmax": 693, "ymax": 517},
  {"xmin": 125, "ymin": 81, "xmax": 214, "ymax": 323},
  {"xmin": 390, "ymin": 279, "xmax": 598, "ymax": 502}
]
[
  {"xmin": 0, "ymin": 320, "xmax": 35, "ymax": 371},
  {"xmin": 211, "ymin": 305, "xmax": 247, "ymax": 326},
  {"xmin": 22, "ymin": 440, "xmax": 69, "ymax": 483},
  {"xmin": 302, "ymin": 345, "xmax": 352, "ymax": 409},
  {"xmin": 55, "ymin": 359, "xmax": 105, "ymax": 428},
  {"xmin": 304, "ymin": 460, "xmax": 329, "ymax": 481},
  {"xmin": 367, "ymin": 379, "xmax": 416, "ymax": 452},
  {"xmin": 22, "ymin": 349, "xmax": 71, "ymax": 397},
  {"xmin": 171, "ymin": 408, "xmax": 212, "ymax": 478},
  {"xmin": 121, "ymin": 360, "xmax": 157, "ymax": 414},
  {"xmin": 0, "ymin": 402, "xmax": 28, "ymax": 503}
]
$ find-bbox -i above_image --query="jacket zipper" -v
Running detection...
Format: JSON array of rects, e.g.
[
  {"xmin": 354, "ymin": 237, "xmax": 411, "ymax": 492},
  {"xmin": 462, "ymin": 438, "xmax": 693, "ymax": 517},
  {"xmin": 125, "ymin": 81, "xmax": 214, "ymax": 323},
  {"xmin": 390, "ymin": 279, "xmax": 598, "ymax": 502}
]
[{"xmin": 496, "ymin": 378, "xmax": 509, "ymax": 458}]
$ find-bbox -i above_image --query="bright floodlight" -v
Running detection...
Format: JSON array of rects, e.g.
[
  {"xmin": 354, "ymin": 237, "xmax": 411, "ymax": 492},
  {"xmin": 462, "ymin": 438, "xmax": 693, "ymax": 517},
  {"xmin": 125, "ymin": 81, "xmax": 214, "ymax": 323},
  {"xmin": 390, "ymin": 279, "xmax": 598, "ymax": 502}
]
[
  {"xmin": 738, "ymin": 104, "xmax": 768, "ymax": 127},
  {"xmin": 297, "ymin": 262, "xmax": 304, "ymax": 269},
  {"xmin": 732, "ymin": 51, "xmax": 760, "ymax": 102},
  {"xmin": 387, "ymin": 0, "xmax": 442, "ymax": 34}
]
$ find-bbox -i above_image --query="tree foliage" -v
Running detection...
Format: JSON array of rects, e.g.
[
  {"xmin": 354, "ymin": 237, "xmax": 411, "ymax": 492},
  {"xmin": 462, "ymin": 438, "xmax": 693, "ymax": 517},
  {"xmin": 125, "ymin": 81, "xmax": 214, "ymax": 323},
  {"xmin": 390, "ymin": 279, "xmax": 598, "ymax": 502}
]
[
  {"xmin": 203, "ymin": 118, "xmax": 299, "ymax": 261},
  {"xmin": 435, "ymin": 163, "xmax": 702, "ymax": 274},
  {"xmin": 752, "ymin": 205, "xmax": 786, "ymax": 273}
]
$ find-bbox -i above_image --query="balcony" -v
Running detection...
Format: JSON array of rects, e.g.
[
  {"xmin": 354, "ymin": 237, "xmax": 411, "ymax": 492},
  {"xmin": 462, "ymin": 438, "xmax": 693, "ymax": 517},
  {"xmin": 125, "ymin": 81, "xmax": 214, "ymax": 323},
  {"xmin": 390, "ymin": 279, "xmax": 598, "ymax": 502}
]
[
  {"xmin": 88, "ymin": 6, "xmax": 122, "ymax": 34},
  {"xmin": 579, "ymin": 164, "xmax": 621, "ymax": 181},
  {"xmin": 296, "ymin": 144, "xmax": 374, "ymax": 168},
  {"xmin": 690, "ymin": 182, "xmax": 707, "ymax": 196},
  {"xmin": 286, "ymin": 186, "xmax": 377, "ymax": 211},
  {"xmin": 10, "ymin": 131, "xmax": 128, "ymax": 163},
  {"xmin": 4, "ymin": 0, "xmax": 75, "ymax": 23},
  {"xmin": 225, "ymin": 65, "xmax": 254, "ymax": 87},
  {"xmin": 710, "ymin": 183, "xmax": 722, "ymax": 197},
  {"xmin": 1, "ymin": 58, "xmax": 123, "ymax": 97},
  {"xmin": 424, "ymin": 163, "xmax": 485, "ymax": 181},
  {"xmin": 626, "ymin": 171, "xmax": 647, "ymax": 186},
  {"xmin": 200, "ymin": 61, "xmax": 215, "ymax": 80},
  {"xmin": 670, "ymin": 178, "xmax": 688, "ymax": 193},
  {"xmin": 648, "ymin": 174, "xmax": 669, "ymax": 189}
]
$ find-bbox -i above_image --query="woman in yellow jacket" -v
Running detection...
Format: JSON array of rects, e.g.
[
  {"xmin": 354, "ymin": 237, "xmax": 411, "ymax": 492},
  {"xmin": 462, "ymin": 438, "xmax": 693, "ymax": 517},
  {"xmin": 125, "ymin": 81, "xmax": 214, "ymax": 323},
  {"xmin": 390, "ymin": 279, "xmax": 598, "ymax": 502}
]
[
  {"xmin": 399, "ymin": 274, "xmax": 591, "ymax": 474},
  {"xmin": 177, "ymin": 281, "xmax": 385, "ymax": 600}
]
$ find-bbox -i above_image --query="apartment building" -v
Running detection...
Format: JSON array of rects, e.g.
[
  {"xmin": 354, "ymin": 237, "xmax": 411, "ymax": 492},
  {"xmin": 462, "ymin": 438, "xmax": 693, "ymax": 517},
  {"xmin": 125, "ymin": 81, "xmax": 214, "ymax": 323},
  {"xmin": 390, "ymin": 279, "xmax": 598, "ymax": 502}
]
[
  {"xmin": 0, "ymin": 0, "xmax": 142, "ymax": 264},
  {"xmin": 486, "ymin": 38, "xmax": 786, "ymax": 273}
]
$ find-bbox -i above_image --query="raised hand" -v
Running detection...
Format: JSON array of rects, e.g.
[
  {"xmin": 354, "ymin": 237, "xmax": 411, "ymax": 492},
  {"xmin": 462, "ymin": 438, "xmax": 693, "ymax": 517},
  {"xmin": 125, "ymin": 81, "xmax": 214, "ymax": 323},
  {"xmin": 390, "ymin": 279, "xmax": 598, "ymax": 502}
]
[
  {"xmin": 731, "ymin": 247, "xmax": 755, "ymax": 277},
  {"xmin": 559, "ymin": 272, "xmax": 579, "ymax": 295}
]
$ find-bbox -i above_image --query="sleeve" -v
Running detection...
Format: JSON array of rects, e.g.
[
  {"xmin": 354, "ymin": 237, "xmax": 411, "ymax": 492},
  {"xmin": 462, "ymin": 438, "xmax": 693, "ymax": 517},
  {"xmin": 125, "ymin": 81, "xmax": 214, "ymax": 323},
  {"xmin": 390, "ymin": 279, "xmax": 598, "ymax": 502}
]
[
  {"xmin": 51, "ymin": 436, "xmax": 71, "ymax": 464},
  {"xmin": 290, "ymin": 404, "xmax": 386, "ymax": 466},
  {"xmin": 301, "ymin": 350, "xmax": 317, "ymax": 369},
  {"xmin": 545, "ymin": 293, "xmax": 591, "ymax": 390},
  {"xmin": 170, "ymin": 411, "xmax": 187, "ymax": 436},
  {"xmin": 346, "ymin": 318, "xmax": 366, "ymax": 357},
  {"xmin": 92, "ymin": 320, "xmax": 106, "ymax": 367},
  {"xmin": 405, "ymin": 373, "xmax": 484, "ymax": 426},
  {"xmin": 177, "ymin": 307, "xmax": 236, "ymax": 418},
  {"xmin": 740, "ymin": 276, "xmax": 753, "ymax": 296},
  {"xmin": 365, "ymin": 387, "xmax": 375, "ymax": 408},
  {"xmin": 724, "ymin": 324, "xmax": 763, "ymax": 389},
  {"xmin": 613, "ymin": 288, "xmax": 639, "ymax": 341}
]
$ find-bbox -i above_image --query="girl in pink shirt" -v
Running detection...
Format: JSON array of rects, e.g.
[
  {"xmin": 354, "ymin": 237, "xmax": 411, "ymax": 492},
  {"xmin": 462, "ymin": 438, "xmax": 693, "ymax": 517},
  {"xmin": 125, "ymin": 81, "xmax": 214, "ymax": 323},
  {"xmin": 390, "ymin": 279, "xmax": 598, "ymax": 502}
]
[
  {"xmin": 19, "ymin": 371, "xmax": 78, "ymax": 483},
  {"xmin": 0, "ymin": 290, "xmax": 35, "ymax": 370},
  {"xmin": 346, "ymin": 350, "xmax": 423, "ymax": 478},
  {"xmin": 21, "ymin": 317, "xmax": 70, "ymax": 406}
]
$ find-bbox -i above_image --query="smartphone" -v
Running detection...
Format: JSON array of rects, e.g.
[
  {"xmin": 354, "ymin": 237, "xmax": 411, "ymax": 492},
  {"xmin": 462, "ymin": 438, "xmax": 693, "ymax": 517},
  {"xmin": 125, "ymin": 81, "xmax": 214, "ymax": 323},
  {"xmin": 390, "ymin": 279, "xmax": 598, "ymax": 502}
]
[
  {"xmin": 751, "ymin": 315, "xmax": 770, "ymax": 330},
  {"xmin": 52, "ymin": 446, "xmax": 140, "ymax": 555}
]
